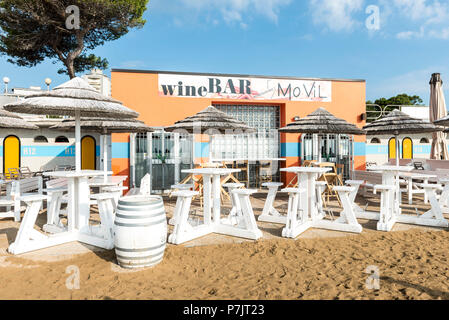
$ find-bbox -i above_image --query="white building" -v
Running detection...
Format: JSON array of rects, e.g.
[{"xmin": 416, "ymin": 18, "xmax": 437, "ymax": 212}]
[
  {"xmin": 366, "ymin": 106, "xmax": 446, "ymax": 165},
  {"xmin": 82, "ymin": 69, "xmax": 111, "ymax": 97}
]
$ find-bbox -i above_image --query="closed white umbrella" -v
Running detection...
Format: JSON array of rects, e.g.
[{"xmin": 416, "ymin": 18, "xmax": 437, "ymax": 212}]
[{"xmin": 429, "ymin": 73, "xmax": 449, "ymax": 160}]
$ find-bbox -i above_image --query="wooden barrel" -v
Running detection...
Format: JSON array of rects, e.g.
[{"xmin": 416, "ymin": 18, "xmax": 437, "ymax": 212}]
[{"xmin": 114, "ymin": 195, "xmax": 167, "ymax": 269}]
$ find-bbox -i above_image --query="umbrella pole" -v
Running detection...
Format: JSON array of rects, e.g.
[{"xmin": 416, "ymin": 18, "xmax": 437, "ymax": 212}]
[
  {"xmin": 75, "ymin": 110, "xmax": 81, "ymax": 171},
  {"xmin": 395, "ymin": 134, "xmax": 401, "ymax": 214},
  {"xmin": 395, "ymin": 134, "xmax": 399, "ymax": 167},
  {"xmin": 103, "ymin": 132, "xmax": 108, "ymax": 180}
]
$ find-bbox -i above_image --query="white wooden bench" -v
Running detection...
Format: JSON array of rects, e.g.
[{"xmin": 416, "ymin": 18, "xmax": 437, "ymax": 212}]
[
  {"xmin": 6, "ymin": 177, "xmax": 44, "ymax": 221},
  {"xmin": 0, "ymin": 181, "xmax": 20, "ymax": 221},
  {"xmin": 350, "ymin": 170, "xmax": 383, "ymax": 197},
  {"xmin": 126, "ymin": 174, "xmax": 151, "ymax": 196}
]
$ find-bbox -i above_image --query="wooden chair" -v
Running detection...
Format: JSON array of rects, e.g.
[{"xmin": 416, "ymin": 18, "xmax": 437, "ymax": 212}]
[
  {"xmin": 7, "ymin": 168, "xmax": 20, "ymax": 180},
  {"xmin": 233, "ymin": 161, "xmax": 249, "ymax": 188},
  {"xmin": 258, "ymin": 161, "xmax": 272, "ymax": 188},
  {"xmin": 335, "ymin": 164, "xmax": 345, "ymax": 186},
  {"xmin": 315, "ymin": 162, "xmax": 341, "ymax": 206},
  {"xmin": 19, "ymin": 167, "xmax": 33, "ymax": 178}
]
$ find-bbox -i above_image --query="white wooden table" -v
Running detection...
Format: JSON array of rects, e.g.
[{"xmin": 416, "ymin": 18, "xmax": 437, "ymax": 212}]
[
  {"xmin": 399, "ymin": 172, "xmax": 436, "ymax": 205},
  {"xmin": 367, "ymin": 165, "xmax": 447, "ymax": 231},
  {"xmin": 280, "ymin": 167, "xmax": 362, "ymax": 238},
  {"xmin": 89, "ymin": 175, "xmax": 127, "ymax": 192},
  {"xmin": 8, "ymin": 170, "xmax": 115, "ymax": 255},
  {"xmin": 168, "ymin": 168, "xmax": 262, "ymax": 244}
]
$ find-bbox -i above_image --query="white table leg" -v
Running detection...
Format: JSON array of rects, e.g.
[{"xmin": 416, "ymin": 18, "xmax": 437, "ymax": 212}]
[
  {"xmin": 407, "ymin": 178, "xmax": 413, "ymax": 205},
  {"xmin": 202, "ymin": 174, "xmax": 212, "ymax": 225},
  {"xmin": 212, "ymin": 174, "xmax": 221, "ymax": 224}
]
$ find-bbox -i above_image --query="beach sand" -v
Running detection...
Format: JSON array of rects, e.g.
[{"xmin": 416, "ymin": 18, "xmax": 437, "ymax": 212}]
[{"xmin": 0, "ymin": 192, "xmax": 448, "ymax": 300}]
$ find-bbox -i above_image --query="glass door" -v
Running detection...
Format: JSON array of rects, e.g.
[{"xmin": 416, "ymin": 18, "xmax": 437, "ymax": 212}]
[{"xmin": 134, "ymin": 131, "xmax": 193, "ymax": 192}]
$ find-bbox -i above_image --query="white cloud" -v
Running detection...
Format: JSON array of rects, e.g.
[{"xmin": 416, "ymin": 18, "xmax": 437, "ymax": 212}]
[
  {"xmin": 396, "ymin": 26, "xmax": 425, "ymax": 39},
  {"xmin": 368, "ymin": 67, "xmax": 449, "ymax": 103},
  {"xmin": 391, "ymin": 0, "xmax": 449, "ymax": 39},
  {"xmin": 309, "ymin": 0, "xmax": 364, "ymax": 32},
  {"xmin": 178, "ymin": 0, "xmax": 292, "ymax": 25}
]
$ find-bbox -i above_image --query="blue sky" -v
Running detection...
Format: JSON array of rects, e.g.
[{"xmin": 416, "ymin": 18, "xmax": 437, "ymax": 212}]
[{"xmin": 1, "ymin": 0, "xmax": 449, "ymax": 104}]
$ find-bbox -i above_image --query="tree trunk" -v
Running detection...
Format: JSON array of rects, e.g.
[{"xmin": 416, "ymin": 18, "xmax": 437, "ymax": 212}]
[{"xmin": 65, "ymin": 58, "xmax": 76, "ymax": 79}]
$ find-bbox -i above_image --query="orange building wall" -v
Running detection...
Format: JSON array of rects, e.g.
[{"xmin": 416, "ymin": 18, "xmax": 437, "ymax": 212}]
[{"xmin": 110, "ymin": 70, "xmax": 367, "ymax": 185}]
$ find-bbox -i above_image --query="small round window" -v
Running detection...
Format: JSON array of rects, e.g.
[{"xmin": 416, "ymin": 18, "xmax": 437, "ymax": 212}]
[
  {"xmin": 55, "ymin": 136, "xmax": 69, "ymax": 143},
  {"xmin": 370, "ymin": 138, "xmax": 381, "ymax": 144},
  {"xmin": 34, "ymin": 136, "xmax": 48, "ymax": 143},
  {"xmin": 420, "ymin": 138, "xmax": 429, "ymax": 144}
]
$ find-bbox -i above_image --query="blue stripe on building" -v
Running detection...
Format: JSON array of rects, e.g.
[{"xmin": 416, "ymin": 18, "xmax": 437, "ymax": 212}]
[
  {"xmin": 111, "ymin": 142, "xmax": 129, "ymax": 159},
  {"xmin": 194, "ymin": 142, "xmax": 210, "ymax": 158},
  {"xmin": 19, "ymin": 146, "xmax": 100, "ymax": 157},
  {"xmin": 281, "ymin": 143, "xmax": 301, "ymax": 158},
  {"xmin": 354, "ymin": 142, "xmax": 366, "ymax": 157},
  {"xmin": 366, "ymin": 144, "xmax": 432, "ymax": 155}
]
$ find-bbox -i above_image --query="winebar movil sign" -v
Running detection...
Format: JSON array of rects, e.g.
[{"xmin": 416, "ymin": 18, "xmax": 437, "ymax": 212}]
[{"xmin": 158, "ymin": 73, "xmax": 332, "ymax": 102}]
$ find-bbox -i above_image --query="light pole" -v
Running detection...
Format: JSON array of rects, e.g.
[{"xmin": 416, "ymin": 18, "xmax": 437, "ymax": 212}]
[
  {"xmin": 3, "ymin": 77, "xmax": 10, "ymax": 94},
  {"xmin": 45, "ymin": 78, "xmax": 52, "ymax": 91}
]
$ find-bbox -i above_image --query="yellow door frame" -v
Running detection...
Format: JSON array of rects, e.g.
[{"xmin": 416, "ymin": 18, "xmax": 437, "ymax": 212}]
[
  {"xmin": 402, "ymin": 137, "xmax": 413, "ymax": 159},
  {"xmin": 81, "ymin": 135, "xmax": 96, "ymax": 170},
  {"xmin": 388, "ymin": 137, "xmax": 396, "ymax": 159},
  {"xmin": 3, "ymin": 135, "xmax": 21, "ymax": 177}
]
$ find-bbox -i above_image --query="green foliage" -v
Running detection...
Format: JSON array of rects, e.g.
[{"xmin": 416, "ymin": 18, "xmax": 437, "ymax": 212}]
[
  {"xmin": 366, "ymin": 93, "xmax": 424, "ymax": 122},
  {"xmin": 56, "ymin": 54, "xmax": 109, "ymax": 75},
  {"xmin": 0, "ymin": 0, "xmax": 148, "ymax": 78},
  {"xmin": 371, "ymin": 94, "xmax": 424, "ymax": 107}
]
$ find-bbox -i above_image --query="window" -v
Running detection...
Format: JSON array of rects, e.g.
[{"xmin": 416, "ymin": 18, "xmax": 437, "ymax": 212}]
[
  {"xmin": 370, "ymin": 138, "xmax": 381, "ymax": 144},
  {"xmin": 34, "ymin": 136, "xmax": 48, "ymax": 143},
  {"xmin": 211, "ymin": 104, "xmax": 280, "ymax": 160},
  {"xmin": 420, "ymin": 138, "xmax": 429, "ymax": 144},
  {"xmin": 55, "ymin": 136, "xmax": 69, "ymax": 143}
]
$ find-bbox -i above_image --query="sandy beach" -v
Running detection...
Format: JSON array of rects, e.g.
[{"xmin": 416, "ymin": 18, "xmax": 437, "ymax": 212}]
[{"xmin": 0, "ymin": 192, "xmax": 449, "ymax": 300}]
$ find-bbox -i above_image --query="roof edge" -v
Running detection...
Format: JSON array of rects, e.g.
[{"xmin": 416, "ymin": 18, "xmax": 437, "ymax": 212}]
[{"xmin": 111, "ymin": 68, "xmax": 366, "ymax": 83}]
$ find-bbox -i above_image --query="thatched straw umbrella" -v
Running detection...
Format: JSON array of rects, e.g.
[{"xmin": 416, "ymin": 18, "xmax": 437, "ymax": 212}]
[
  {"xmin": 430, "ymin": 73, "xmax": 449, "ymax": 159},
  {"xmin": 4, "ymin": 77, "xmax": 139, "ymax": 171},
  {"xmin": 165, "ymin": 105, "xmax": 255, "ymax": 159},
  {"xmin": 0, "ymin": 107, "xmax": 39, "ymax": 130},
  {"xmin": 50, "ymin": 118, "xmax": 154, "ymax": 177},
  {"xmin": 363, "ymin": 109, "xmax": 444, "ymax": 166},
  {"xmin": 279, "ymin": 107, "xmax": 365, "ymax": 163}
]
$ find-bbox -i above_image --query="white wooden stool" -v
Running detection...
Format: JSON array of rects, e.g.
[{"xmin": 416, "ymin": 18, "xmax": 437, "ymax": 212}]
[
  {"xmin": 258, "ymin": 182, "xmax": 285, "ymax": 224},
  {"xmin": 216, "ymin": 189, "xmax": 262, "ymax": 240},
  {"xmin": 168, "ymin": 184, "xmax": 196, "ymax": 226},
  {"xmin": 345, "ymin": 180, "xmax": 380, "ymax": 221},
  {"xmin": 396, "ymin": 183, "xmax": 448, "ymax": 228},
  {"xmin": 8, "ymin": 195, "xmax": 50, "ymax": 255},
  {"xmin": 102, "ymin": 186, "xmax": 129, "ymax": 210},
  {"xmin": 169, "ymin": 190, "xmax": 210, "ymax": 245},
  {"xmin": 171, "ymin": 184, "xmax": 194, "ymax": 191},
  {"xmin": 222, "ymin": 183, "xmax": 244, "ymax": 225},
  {"xmin": 43, "ymin": 187, "xmax": 67, "ymax": 234},
  {"xmin": 314, "ymin": 186, "xmax": 362, "ymax": 233},
  {"xmin": 89, "ymin": 193, "xmax": 116, "ymax": 248},
  {"xmin": 315, "ymin": 181, "xmax": 327, "ymax": 219},
  {"xmin": 281, "ymin": 188, "xmax": 307, "ymax": 238},
  {"xmin": 373, "ymin": 184, "xmax": 396, "ymax": 231}
]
